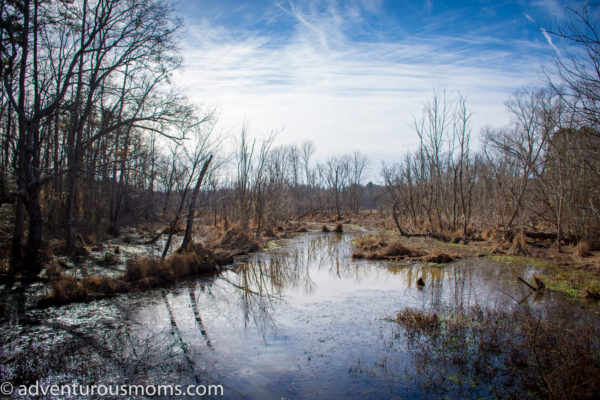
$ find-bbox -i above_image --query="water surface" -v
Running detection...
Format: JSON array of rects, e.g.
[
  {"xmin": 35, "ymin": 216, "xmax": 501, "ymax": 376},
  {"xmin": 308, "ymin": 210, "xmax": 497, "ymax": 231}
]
[{"xmin": 1, "ymin": 232, "xmax": 597, "ymax": 399}]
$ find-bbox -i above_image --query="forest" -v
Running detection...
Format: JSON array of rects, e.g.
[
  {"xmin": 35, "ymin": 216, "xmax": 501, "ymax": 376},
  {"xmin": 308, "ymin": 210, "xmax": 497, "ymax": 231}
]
[{"xmin": 0, "ymin": 0, "xmax": 599, "ymax": 283}]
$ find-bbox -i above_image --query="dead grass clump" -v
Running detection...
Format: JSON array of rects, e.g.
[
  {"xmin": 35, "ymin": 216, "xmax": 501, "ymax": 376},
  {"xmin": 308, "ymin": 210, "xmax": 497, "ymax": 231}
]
[
  {"xmin": 352, "ymin": 235, "xmax": 425, "ymax": 260},
  {"xmin": 482, "ymin": 226, "xmax": 499, "ymax": 241},
  {"xmin": 378, "ymin": 242, "xmax": 424, "ymax": 259},
  {"xmin": 490, "ymin": 241, "xmax": 510, "ymax": 254},
  {"xmin": 353, "ymin": 233, "xmax": 387, "ymax": 252},
  {"xmin": 321, "ymin": 225, "xmax": 330, "ymax": 233},
  {"xmin": 450, "ymin": 231, "xmax": 464, "ymax": 244},
  {"xmin": 296, "ymin": 225, "xmax": 308, "ymax": 233},
  {"xmin": 423, "ymin": 253, "xmax": 455, "ymax": 263},
  {"xmin": 124, "ymin": 257, "xmax": 160, "ymax": 282},
  {"xmin": 166, "ymin": 252, "xmax": 195, "ymax": 279},
  {"xmin": 510, "ymin": 230, "xmax": 530, "ymax": 255},
  {"xmin": 80, "ymin": 275, "xmax": 123, "ymax": 297},
  {"xmin": 396, "ymin": 309, "xmax": 439, "ymax": 332},
  {"xmin": 43, "ymin": 261, "xmax": 63, "ymax": 281},
  {"xmin": 333, "ymin": 223, "xmax": 343, "ymax": 233},
  {"xmin": 99, "ymin": 252, "xmax": 119, "ymax": 266},
  {"xmin": 49, "ymin": 276, "xmax": 85, "ymax": 303},
  {"xmin": 44, "ymin": 274, "xmax": 127, "ymax": 306},
  {"xmin": 577, "ymin": 240, "xmax": 592, "ymax": 257},
  {"xmin": 465, "ymin": 224, "xmax": 475, "ymax": 237},
  {"xmin": 218, "ymin": 227, "xmax": 259, "ymax": 252}
]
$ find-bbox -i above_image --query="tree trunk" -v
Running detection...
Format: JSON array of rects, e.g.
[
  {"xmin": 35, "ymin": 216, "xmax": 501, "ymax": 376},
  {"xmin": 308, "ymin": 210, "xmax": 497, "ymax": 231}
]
[{"xmin": 180, "ymin": 155, "xmax": 213, "ymax": 251}]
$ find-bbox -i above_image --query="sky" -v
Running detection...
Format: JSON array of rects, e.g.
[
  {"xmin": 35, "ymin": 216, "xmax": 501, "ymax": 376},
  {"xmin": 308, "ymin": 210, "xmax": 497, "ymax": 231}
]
[{"xmin": 172, "ymin": 0, "xmax": 572, "ymax": 177}]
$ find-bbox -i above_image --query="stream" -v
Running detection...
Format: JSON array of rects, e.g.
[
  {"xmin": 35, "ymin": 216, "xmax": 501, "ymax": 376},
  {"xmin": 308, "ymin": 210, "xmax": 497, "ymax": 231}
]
[{"xmin": 1, "ymin": 232, "xmax": 598, "ymax": 399}]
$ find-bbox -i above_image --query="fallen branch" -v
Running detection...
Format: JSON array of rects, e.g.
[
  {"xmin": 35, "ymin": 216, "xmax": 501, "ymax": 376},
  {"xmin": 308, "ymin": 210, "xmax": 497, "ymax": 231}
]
[{"xmin": 518, "ymin": 277, "xmax": 539, "ymax": 292}]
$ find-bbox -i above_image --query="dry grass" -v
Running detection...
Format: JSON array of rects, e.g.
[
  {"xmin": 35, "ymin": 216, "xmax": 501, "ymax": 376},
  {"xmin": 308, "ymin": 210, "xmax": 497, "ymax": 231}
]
[
  {"xmin": 351, "ymin": 233, "xmax": 460, "ymax": 262},
  {"xmin": 40, "ymin": 243, "xmax": 222, "ymax": 307},
  {"xmin": 353, "ymin": 233, "xmax": 387, "ymax": 251},
  {"xmin": 378, "ymin": 242, "xmax": 424, "ymax": 258},
  {"xmin": 333, "ymin": 223, "xmax": 343, "ymax": 233},
  {"xmin": 217, "ymin": 227, "xmax": 259, "ymax": 252},
  {"xmin": 578, "ymin": 240, "xmax": 592, "ymax": 257},
  {"xmin": 586, "ymin": 282, "xmax": 600, "ymax": 300},
  {"xmin": 422, "ymin": 253, "xmax": 455, "ymax": 263},
  {"xmin": 353, "ymin": 240, "xmax": 426, "ymax": 260},
  {"xmin": 510, "ymin": 229, "xmax": 530, "ymax": 255},
  {"xmin": 124, "ymin": 257, "xmax": 160, "ymax": 282},
  {"xmin": 396, "ymin": 309, "xmax": 439, "ymax": 331},
  {"xmin": 321, "ymin": 225, "xmax": 330, "ymax": 233},
  {"xmin": 46, "ymin": 275, "xmax": 124, "ymax": 304}
]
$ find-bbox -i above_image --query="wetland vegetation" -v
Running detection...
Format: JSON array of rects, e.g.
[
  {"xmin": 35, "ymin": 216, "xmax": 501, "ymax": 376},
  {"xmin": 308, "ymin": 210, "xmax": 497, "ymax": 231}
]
[{"xmin": 1, "ymin": 0, "xmax": 600, "ymax": 398}]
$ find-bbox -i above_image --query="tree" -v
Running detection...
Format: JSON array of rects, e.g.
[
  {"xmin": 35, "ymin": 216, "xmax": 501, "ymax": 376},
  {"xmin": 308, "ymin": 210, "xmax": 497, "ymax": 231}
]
[{"xmin": 0, "ymin": 0, "xmax": 192, "ymax": 276}]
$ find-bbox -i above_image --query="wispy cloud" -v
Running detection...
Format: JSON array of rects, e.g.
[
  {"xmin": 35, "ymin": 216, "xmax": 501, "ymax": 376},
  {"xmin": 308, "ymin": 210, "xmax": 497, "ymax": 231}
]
[
  {"xmin": 531, "ymin": 0, "xmax": 568, "ymax": 20},
  {"xmin": 175, "ymin": 0, "xmax": 553, "ymax": 166},
  {"xmin": 541, "ymin": 28, "xmax": 561, "ymax": 55}
]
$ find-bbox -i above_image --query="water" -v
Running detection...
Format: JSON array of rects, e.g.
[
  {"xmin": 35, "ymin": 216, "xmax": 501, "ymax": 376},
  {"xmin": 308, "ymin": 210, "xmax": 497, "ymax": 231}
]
[{"xmin": 1, "ymin": 232, "xmax": 598, "ymax": 399}]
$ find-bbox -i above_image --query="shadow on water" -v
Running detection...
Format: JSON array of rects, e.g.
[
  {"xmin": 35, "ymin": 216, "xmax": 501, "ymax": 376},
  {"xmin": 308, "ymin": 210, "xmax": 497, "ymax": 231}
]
[{"xmin": 1, "ymin": 232, "xmax": 599, "ymax": 399}]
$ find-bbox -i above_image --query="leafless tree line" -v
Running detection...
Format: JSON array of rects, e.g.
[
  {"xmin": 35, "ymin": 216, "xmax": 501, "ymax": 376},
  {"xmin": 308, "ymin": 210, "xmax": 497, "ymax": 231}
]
[
  {"xmin": 0, "ymin": 0, "xmax": 209, "ymax": 276},
  {"xmin": 2, "ymin": 1, "xmax": 600, "ymax": 281}
]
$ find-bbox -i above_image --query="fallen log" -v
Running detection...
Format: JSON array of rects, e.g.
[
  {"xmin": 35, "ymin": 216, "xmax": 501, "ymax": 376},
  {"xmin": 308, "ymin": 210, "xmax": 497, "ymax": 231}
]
[{"xmin": 524, "ymin": 231, "xmax": 576, "ymax": 244}]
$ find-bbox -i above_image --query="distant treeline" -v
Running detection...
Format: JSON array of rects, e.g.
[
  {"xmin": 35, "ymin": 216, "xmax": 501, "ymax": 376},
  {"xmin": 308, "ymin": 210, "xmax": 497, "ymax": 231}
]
[{"xmin": 1, "ymin": 0, "xmax": 599, "ymax": 278}]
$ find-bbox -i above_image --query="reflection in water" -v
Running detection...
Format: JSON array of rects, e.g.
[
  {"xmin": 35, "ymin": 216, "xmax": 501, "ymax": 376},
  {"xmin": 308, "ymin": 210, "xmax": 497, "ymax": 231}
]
[{"xmin": 1, "ymin": 232, "xmax": 598, "ymax": 399}]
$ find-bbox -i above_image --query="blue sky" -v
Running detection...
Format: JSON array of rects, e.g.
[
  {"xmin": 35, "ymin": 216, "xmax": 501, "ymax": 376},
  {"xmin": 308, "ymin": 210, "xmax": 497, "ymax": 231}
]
[{"xmin": 173, "ymin": 0, "xmax": 571, "ymax": 171}]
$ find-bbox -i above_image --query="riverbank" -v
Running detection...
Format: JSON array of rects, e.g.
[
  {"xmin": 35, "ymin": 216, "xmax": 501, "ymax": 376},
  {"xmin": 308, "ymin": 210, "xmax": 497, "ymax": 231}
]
[{"xmin": 1, "ymin": 212, "xmax": 599, "ymax": 312}]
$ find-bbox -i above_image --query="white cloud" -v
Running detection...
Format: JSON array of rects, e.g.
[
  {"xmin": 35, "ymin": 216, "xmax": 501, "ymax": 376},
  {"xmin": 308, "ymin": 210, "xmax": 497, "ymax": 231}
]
[
  {"xmin": 541, "ymin": 28, "xmax": 561, "ymax": 55},
  {"xmin": 174, "ymin": 0, "xmax": 550, "ymax": 171},
  {"xmin": 531, "ymin": 0, "xmax": 567, "ymax": 19}
]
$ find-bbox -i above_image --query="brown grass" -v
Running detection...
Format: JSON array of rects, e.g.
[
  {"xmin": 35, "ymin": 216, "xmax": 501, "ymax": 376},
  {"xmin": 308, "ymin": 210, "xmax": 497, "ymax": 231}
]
[
  {"xmin": 41, "ymin": 243, "xmax": 222, "ymax": 307},
  {"xmin": 333, "ymin": 223, "xmax": 343, "ymax": 233},
  {"xmin": 578, "ymin": 240, "xmax": 592, "ymax": 257},
  {"xmin": 263, "ymin": 227, "xmax": 276, "ymax": 237},
  {"xmin": 396, "ymin": 309, "xmax": 439, "ymax": 331},
  {"xmin": 321, "ymin": 225, "xmax": 330, "ymax": 232},
  {"xmin": 124, "ymin": 257, "xmax": 160, "ymax": 282},
  {"xmin": 378, "ymin": 242, "xmax": 424, "ymax": 258},
  {"xmin": 353, "ymin": 240, "xmax": 426, "ymax": 260},
  {"xmin": 353, "ymin": 233, "xmax": 387, "ymax": 251},
  {"xmin": 423, "ymin": 253, "xmax": 455, "ymax": 263},
  {"xmin": 510, "ymin": 230, "xmax": 530, "ymax": 255},
  {"xmin": 218, "ymin": 227, "xmax": 259, "ymax": 252}
]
